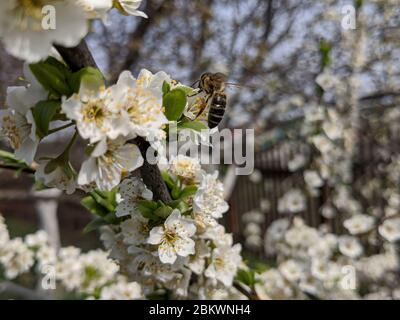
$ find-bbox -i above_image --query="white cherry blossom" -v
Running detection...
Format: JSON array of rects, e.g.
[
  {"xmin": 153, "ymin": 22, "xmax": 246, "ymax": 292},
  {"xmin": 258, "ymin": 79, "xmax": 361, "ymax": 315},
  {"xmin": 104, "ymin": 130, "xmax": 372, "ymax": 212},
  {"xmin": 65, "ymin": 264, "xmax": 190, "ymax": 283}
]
[
  {"xmin": 78, "ymin": 138, "xmax": 143, "ymax": 191},
  {"xmin": 115, "ymin": 177, "xmax": 152, "ymax": 217},
  {"xmin": 147, "ymin": 210, "xmax": 196, "ymax": 264},
  {"xmin": 0, "ymin": 0, "xmax": 88, "ymax": 63},
  {"xmin": 204, "ymin": 243, "xmax": 242, "ymax": 287}
]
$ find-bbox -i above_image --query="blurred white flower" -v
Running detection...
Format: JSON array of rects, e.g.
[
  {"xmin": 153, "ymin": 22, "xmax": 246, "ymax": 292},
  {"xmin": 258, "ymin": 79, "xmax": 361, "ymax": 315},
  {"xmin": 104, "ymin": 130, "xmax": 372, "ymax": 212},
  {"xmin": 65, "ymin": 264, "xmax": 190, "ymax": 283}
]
[
  {"xmin": 187, "ymin": 240, "xmax": 210, "ymax": 275},
  {"xmin": 255, "ymin": 269, "xmax": 293, "ymax": 300},
  {"xmin": 242, "ymin": 210, "xmax": 265, "ymax": 224},
  {"xmin": 78, "ymin": 0, "xmax": 112, "ymax": 19},
  {"xmin": 311, "ymin": 259, "xmax": 340, "ymax": 282},
  {"xmin": 115, "ymin": 0, "xmax": 148, "ymax": 18},
  {"xmin": 304, "ymin": 170, "xmax": 324, "ymax": 188},
  {"xmin": 378, "ymin": 218, "xmax": 400, "ymax": 243},
  {"xmin": 0, "ymin": 238, "xmax": 34, "ymax": 279},
  {"xmin": 288, "ymin": 154, "xmax": 307, "ymax": 172},
  {"xmin": 265, "ymin": 218, "xmax": 290, "ymax": 242},
  {"xmin": 244, "ymin": 222, "xmax": 262, "ymax": 237},
  {"xmin": 0, "ymin": 66, "xmax": 46, "ymax": 164},
  {"xmin": 35, "ymin": 159, "xmax": 77, "ymax": 194},
  {"xmin": 338, "ymin": 236, "xmax": 363, "ymax": 258},
  {"xmin": 249, "ymin": 169, "xmax": 262, "ymax": 183},
  {"xmin": 320, "ymin": 204, "xmax": 337, "ymax": 219},
  {"xmin": 205, "ymin": 243, "xmax": 242, "ymax": 287},
  {"xmin": 245, "ymin": 234, "xmax": 263, "ymax": 250},
  {"xmin": 279, "ymin": 260, "xmax": 303, "ymax": 283},
  {"xmin": 278, "ymin": 189, "xmax": 306, "ymax": 214},
  {"xmin": 36, "ymin": 245, "xmax": 57, "ymax": 268},
  {"xmin": 25, "ymin": 230, "xmax": 48, "ymax": 248},
  {"xmin": 0, "ymin": 216, "xmax": 9, "ymax": 246},
  {"xmin": 343, "ymin": 214, "xmax": 375, "ymax": 235},
  {"xmin": 194, "ymin": 171, "xmax": 229, "ymax": 219},
  {"xmin": 312, "ymin": 134, "xmax": 334, "ymax": 154},
  {"xmin": 99, "ymin": 280, "xmax": 142, "ymax": 300},
  {"xmin": 260, "ymin": 198, "xmax": 271, "ymax": 212},
  {"xmin": 0, "ymin": 0, "xmax": 88, "ymax": 62},
  {"xmin": 323, "ymin": 121, "xmax": 343, "ymax": 141}
]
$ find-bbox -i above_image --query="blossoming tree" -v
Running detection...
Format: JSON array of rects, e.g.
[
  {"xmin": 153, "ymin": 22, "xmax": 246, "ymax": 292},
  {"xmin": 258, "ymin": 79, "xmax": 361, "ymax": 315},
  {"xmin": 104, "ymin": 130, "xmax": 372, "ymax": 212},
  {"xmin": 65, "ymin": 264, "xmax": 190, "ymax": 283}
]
[{"xmin": 0, "ymin": 0, "xmax": 254, "ymax": 300}]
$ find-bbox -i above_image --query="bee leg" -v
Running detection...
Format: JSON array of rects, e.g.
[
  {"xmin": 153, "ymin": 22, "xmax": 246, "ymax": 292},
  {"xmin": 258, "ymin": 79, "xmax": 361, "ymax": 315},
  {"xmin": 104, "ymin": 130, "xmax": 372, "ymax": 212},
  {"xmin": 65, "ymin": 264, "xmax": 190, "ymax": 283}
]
[
  {"xmin": 187, "ymin": 89, "xmax": 203, "ymax": 98},
  {"xmin": 190, "ymin": 79, "xmax": 200, "ymax": 87}
]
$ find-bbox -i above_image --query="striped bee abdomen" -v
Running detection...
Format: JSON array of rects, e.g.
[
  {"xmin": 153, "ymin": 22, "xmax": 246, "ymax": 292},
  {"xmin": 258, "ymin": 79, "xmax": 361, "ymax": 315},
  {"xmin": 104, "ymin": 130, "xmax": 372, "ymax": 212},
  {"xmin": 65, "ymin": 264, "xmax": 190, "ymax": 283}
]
[{"xmin": 208, "ymin": 92, "xmax": 227, "ymax": 128}]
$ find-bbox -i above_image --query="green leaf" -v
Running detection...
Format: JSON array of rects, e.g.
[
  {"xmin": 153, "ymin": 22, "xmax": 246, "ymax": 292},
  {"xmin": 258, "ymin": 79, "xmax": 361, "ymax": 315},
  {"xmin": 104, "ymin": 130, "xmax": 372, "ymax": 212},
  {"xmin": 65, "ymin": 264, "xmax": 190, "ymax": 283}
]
[
  {"xmin": 32, "ymin": 100, "xmax": 61, "ymax": 138},
  {"xmin": 355, "ymin": 0, "xmax": 363, "ymax": 9},
  {"xmin": 178, "ymin": 120, "xmax": 208, "ymax": 132},
  {"xmin": 319, "ymin": 40, "xmax": 332, "ymax": 68},
  {"xmin": 89, "ymin": 190, "xmax": 116, "ymax": 212},
  {"xmin": 113, "ymin": 0, "xmax": 130, "ymax": 16},
  {"xmin": 0, "ymin": 149, "xmax": 33, "ymax": 173},
  {"xmin": 103, "ymin": 212, "xmax": 118, "ymax": 224},
  {"xmin": 45, "ymin": 56, "xmax": 70, "ymax": 74},
  {"xmin": 161, "ymin": 171, "xmax": 177, "ymax": 190},
  {"xmin": 81, "ymin": 196, "xmax": 108, "ymax": 217},
  {"xmin": 154, "ymin": 206, "xmax": 173, "ymax": 219},
  {"xmin": 83, "ymin": 218, "xmax": 107, "ymax": 234},
  {"xmin": 162, "ymin": 81, "xmax": 171, "ymax": 95},
  {"xmin": 163, "ymin": 88, "xmax": 187, "ymax": 121},
  {"xmin": 68, "ymin": 67, "xmax": 104, "ymax": 94},
  {"xmin": 29, "ymin": 59, "xmax": 72, "ymax": 97},
  {"xmin": 179, "ymin": 185, "xmax": 198, "ymax": 199},
  {"xmin": 235, "ymin": 269, "xmax": 256, "ymax": 287},
  {"xmin": 44, "ymin": 159, "xmax": 59, "ymax": 174},
  {"xmin": 168, "ymin": 200, "xmax": 182, "ymax": 209},
  {"xmin": 137, "ymin": 200, "xmax": 159, "ymax": 219},
  {"xmin": 171, "ymin": 187, "xmax": 181, "ymax": 200},
  {"xmin": 174, "ymin": 85, "xmax": 197, "ymax": 95}
]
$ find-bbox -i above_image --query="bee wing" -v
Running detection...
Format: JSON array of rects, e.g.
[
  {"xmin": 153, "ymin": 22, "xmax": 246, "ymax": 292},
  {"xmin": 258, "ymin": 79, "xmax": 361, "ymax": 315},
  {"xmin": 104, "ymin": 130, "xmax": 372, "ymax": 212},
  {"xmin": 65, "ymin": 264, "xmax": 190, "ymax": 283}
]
[
  {"xmin": 211, "ymin": 72, "xmax": 228, "ymax": 83},
  {"xmin": 225, "ymin": 82, "xmax": 257, "ymax": 90}
]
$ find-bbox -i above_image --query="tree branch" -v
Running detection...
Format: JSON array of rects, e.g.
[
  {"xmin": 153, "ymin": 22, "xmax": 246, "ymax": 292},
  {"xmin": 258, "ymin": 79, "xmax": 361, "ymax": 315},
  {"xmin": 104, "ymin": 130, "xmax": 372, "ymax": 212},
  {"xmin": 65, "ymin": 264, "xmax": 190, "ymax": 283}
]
[
  {"xmin": 54, "ymin": 41, "xmax": 98, "ymax": 71},
  {"xmin": 233, "ymin": 282, "xmax": 260, "ymax": 300},
  {"xmin": 0, "ymin": 281, "xmax": 49, "ymax": 300},
  {"xmin": 55, "ymin": 41, "xmax": 171, "ymax": 203},
  {"xmin": 0, "ymin": 164, "xmax": 35, "ymax": 174}
]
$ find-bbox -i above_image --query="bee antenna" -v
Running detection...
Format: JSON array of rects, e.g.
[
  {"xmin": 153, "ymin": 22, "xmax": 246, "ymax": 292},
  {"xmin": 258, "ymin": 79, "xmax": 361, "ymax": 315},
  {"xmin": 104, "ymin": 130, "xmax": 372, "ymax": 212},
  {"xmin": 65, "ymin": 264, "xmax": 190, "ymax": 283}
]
[{"xmin": 191, "ymin": 79, "xmax": 200, "ymax": 88}]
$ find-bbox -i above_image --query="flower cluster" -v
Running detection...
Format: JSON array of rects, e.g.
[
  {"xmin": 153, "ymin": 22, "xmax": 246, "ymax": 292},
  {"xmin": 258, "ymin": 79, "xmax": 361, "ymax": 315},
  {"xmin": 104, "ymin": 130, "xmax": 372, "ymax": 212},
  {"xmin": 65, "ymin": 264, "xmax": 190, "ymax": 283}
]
[
  {"xmin": 0, "ymin": 214, "xmax": 142, "ymax": 299},
  {"xmin": 260, "ymin": 217, "xmax": 400, "ymax": 300},
  {"xmin": 1, "ymin": 43, "xmax": 246, "ymax": 298},
  {"xmin": 0, "ymin": 0, "xmax": 147, "ymax": 63},
  {"xmin": 0, "ymin": 64, "xmax": 174, "ymax": 193},
  {"xmin": 100, "ymin": 165, "xmax": 244, "ymax": 299}
]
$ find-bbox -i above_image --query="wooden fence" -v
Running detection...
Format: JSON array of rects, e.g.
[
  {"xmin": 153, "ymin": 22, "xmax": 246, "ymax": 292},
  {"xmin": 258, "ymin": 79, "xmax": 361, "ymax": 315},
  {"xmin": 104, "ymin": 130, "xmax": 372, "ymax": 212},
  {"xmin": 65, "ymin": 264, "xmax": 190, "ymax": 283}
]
[{"xmin": 226, "ymin": 128, "xmax": 400, "ymax": 257}]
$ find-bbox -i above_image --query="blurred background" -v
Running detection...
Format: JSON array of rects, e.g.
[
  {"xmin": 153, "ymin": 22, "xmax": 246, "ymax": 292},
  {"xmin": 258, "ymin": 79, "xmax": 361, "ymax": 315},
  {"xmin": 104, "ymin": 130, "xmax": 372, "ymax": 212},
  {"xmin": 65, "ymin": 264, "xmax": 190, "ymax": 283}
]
[{"xmin": 1, "ymin": 0, "xmax": 399, "ymax": 264}]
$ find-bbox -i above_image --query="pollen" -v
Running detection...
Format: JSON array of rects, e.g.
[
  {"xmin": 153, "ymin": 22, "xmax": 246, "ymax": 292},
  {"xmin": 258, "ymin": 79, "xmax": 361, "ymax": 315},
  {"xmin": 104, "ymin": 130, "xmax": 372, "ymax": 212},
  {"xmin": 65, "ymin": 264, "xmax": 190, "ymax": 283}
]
[
  {"xmin": 1, "ymin": 115, "xmax": 23, "ymax": 149},
  {"xmin": 82, "ymin": 101, "xmax": 107, "ymax": 126},
  {"xmin": 15, "ymin": 0, "xmax": 49, "ymax": 31}
]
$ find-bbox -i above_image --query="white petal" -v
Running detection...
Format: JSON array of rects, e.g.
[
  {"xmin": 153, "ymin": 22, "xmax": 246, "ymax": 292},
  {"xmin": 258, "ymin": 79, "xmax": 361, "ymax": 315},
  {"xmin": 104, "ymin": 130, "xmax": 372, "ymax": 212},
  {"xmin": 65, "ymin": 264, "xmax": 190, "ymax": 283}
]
[
  {"xmin": 147, "ymin": 227, "xmax": 164, "ymax": 245},
  {"xmin": 158, "ymin": 244, "xmax": 177, "ymax": 264}
]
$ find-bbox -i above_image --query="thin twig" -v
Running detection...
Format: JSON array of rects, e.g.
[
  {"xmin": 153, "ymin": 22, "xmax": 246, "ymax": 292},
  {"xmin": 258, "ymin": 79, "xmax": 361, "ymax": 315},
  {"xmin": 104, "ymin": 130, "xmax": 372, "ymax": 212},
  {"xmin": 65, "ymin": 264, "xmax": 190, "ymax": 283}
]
[
  {"xmin": 0, "ymin": 164, "xmax": 35, "ymax": 174},
  {"xmin": 233, "ymin": 282, "xmax": 260, "ymax": 300},
  {"xmin": 0, "ymin": 281, "xmax": 49, "ymax": 300}
]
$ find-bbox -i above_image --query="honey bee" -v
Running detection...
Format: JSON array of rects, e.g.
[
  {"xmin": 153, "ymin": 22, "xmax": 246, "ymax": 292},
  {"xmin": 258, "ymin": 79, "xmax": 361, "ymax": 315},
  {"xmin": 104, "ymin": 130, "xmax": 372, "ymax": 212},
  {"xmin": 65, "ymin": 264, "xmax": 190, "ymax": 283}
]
[{"xmin": 191, "ymin": 72, "xmax": 228, "ymax": 129}]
